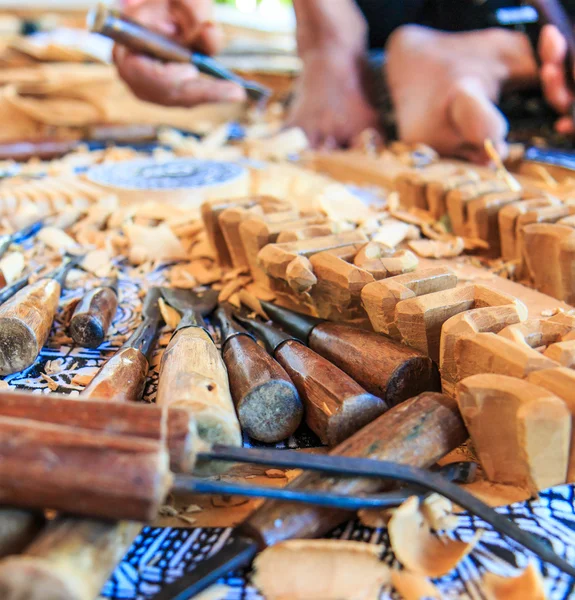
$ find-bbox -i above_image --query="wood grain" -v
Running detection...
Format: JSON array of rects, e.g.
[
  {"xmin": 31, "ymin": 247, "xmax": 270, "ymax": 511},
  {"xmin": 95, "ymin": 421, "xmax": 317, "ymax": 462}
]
[
  {"xmin": 69, "ymin": 285, "xmax": 118, "ymax": 348},
  {"xmin": 223, "ymin": 334, "xmax": 303, "ymax": 442},
  {"xmin": 274, "ymin": 340, "xmax": 387, "ymax": 446}
]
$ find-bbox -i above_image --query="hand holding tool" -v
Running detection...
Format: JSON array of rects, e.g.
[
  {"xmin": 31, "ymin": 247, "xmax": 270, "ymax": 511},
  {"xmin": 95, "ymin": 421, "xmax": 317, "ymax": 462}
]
[
  {"xmin": 156, "ymin": 289, "xmax": 241, "ymax": 475},
  {"xmin": 0, "ymin": 256, "xmax": 80, "ymax": 375},
  {"xmin": 215, "ymin": 305, "xmax": 303, "ymax": 443},
  {"xmin": 235, "ymin": 313, "xmax": 387, "ymax": 446},
  {"xmin": 69, "ymin": 277, "xmax": 119, "ymax": 348},
  {"xmin": 88, "ymin": 2, "xmax": 270, "ymax": 102},
  {"xmin": 259, "ymin": 301, "xmax": 441, "ymax": 406}
]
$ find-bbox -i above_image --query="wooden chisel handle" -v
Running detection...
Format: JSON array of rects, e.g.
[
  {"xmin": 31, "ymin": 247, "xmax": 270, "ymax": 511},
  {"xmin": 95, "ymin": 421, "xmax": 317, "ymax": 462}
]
[
  {"xmin": 223, "ymin": 334, "xmax": 303, "ymax": 443},
  {"xmin": 240, "ymin": 392, "xmax": 467, "ymax": 547},
  {"xmin": 69, "ymin": 283, "xmax": 118, "ymax": 348},
  {"xmin": 309, "ymin": 323, "xmax": 440, "ymax": 406},
  {"xmin": 156, "ymin": 326, "xmax": 241, "ymax": 476},
  {"xmin": 0, "ymin": 416, "xmax": 171, "ymax": 521},
  {"xmin": 274, "ymin": 340, "xmax": 387, "ymax": 447},
  {"xmin": 82, "ymin": 346, "xmax": 150, "ymax": 404},
  {"xmin": 0, "ymin": 278, "xmax": 61, "ymax": 375}
]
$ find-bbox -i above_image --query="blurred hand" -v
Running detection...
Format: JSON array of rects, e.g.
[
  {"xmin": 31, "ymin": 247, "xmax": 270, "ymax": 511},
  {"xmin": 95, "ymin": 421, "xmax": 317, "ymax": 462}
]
[
  {"xmin": 385, "ymin": 26, "xmax": 536, "ymax": 163},
  {"xmin": 113, "ymin": 0, "xmax": 246, "ymax": 107},
  {"xmin": 539, "ymin": 24, "xmax": 575, "ymax": 134},
  {"xmin": 287, "ymin": 49, "xmax": 380, "ymax": 149}
]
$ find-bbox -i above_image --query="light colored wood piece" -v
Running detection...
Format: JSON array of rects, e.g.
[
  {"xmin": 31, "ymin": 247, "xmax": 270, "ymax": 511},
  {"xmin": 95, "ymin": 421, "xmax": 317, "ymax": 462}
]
[
  {"xmin": 455, "ymin": 332, "xmax": 558, "ymax": 382},
  {"xmin": 457, "ymin": 374, "xmax": 570, "ymax": 493},
  {"xmin": 395, "ymin": 284, "xmax": 525, "ymax": 362},
  {"xmin": 426, "ymin": 173, "xmax": 480, "ymax": 220},
  {"xmin": 218, "ymin": 207, "xmax": 252, "ymax": 269},
  {"xmin": 285, "ymin": 256, "xmax": 317, "ymax": 293},
  {"xmin": 543, "ymin": 340, "xmax": 575, "ymax": 367},
  {"xmin": 276, "ymin": 225, "xmax": 334, "ymax": 243},
  {"xmin": 498, "ymin": 316, "xmax": 575, "ymax": 349},
  {"xmin": 439, "ymin": 305, "xmax": 525, "ymax": 397},
  {"xmin": 361, "ymin": 267, "xmax": 457, "ymax": 339}
]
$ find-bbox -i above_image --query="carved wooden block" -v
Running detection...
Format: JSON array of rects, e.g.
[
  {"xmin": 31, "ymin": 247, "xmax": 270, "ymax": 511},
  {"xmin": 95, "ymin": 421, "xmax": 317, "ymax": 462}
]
[
  {"xmin": 276, "ymin": 225, "xmax": 335, "ymax": 243},
  {"xmin": 439, "ymin": 305, "xmax": 526, "ymax": 397},
  {"xmin": 455, "ymin": 332, "xmax": 558, "ymax": 382},
  {"xmin": 446, "ymin": 180, "xmax": 509, "ymax": 236},
  {"xmin": 527, "ymin": 367, "xmax": 575, "ymax": 481},
  {"xmin": 543, "ymin": 340, "xmax": 575, "ymax": 368},
  {"xmin": 426, "ymin": 172, "xmax": 480, "ymax": 221},
  {"xmin": 522, "ymin": 223, "xmax": 575, "ymax": 303},
  {"xmin": 361, "ymin": 267, "xmax": 457, "ymax": 339},
  {"xmin": 218, "ymin": 207, "xmax": 253, "ymax": 269},
  {"xmin": 498, "ymin": 198, "xmax": 560, "ymax": 261},
  {"xmin": 498, "ymin": 316, "xmax": 575, "ymax": 349},
  {"xmin": 395, "ymin": 284, "xmax": 525, "ymax": 362},
  {"xmin": 457, "ymin": 374, "xmax": 570, "ymax": 493}
]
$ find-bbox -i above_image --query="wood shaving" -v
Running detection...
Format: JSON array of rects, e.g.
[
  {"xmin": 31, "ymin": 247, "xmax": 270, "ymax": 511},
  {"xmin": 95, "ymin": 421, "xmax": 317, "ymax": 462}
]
[
  {"xmin": 70, "ymin": 367, "xmax": 99, "ymax": 387},
  {"xmin": 391, "ymin": 570, "xmax": 441, "ymax": 600},
  {"xmin": 421, "ymin": 494, "xmax": 458, "ymax": 532},
  {"xmin": 210, "ymin": 496, "xmax": 249, "ymax": 508},
  {"xmin": 191, "ymin": 584, "xmax": 234, "ymax": 600},
  {"xmin": 124, "ymin": 223, "xmax": 187, "ymax": 264},
  {"xmin": 408, "ymin": 238, "xmax": 465, "ymax": 259},
  {"xmin": 238, "ymin": 288, "xmax": 268, "ymax": 319},
  {"xmin": 358, "ymin": 508, "xmax": 394, "ymax": 529},
  {"xmin": 388, "ymin": 496, "xmax": 480, "ymax": 577},
  {"xmin": 37, "ymin": 226, "xmax": 82, "ymax": 253},
  {"xmin": 158, "ymin": 505, "xmax": 179, "ymax": 517},
  {"xmin": 244, "ymin": 282, "xmax": 276, "ymax": 302},
  {"xmin": 218, "ymin": 276, "xmax": 251, "ymax": 303},
  {"xmin": 82, "ymin": 248, "xmax": 113, "ymax": 277},
  {"xmin": 0, "ymin": 251, "xmax": 24, "ymax": 285},
  {"xmin": 40, "ymin": 373, "xmax": 59, "ymax": 391},
  {"xmin": 227, "ymin": 293, "xmax": 241, "ymax": 308},
  {"xmin": 0, "ymin": 380, "xmax": 11, "ymax": 390},
  {"xmin": 182, "ymin": 504, "xmax": 202, "ymax": 514},
  {"xmin": 253, "ymin": 540, "xmax": 390, "ymax": 600},
  {"xmin": 483, "ymin": 562, "xmax": 546, "ymax": 600},
  {"xmin": 186, "ymin": 260, "xmax": 222, "ymax": 285},
  {"xmin": 158, "ymin": 297, "xmax": 182, "ymax": 330},
  {"xmin": 176, "ymin": 515, "xmax": 197, "ymax": 526},
  {"xmin": 44, "ymin": 358, "xmax": 65, "ymax": 375},
  {"xmin": 265, "ymin": 469, "xmax": 286, "ymax": 479}
]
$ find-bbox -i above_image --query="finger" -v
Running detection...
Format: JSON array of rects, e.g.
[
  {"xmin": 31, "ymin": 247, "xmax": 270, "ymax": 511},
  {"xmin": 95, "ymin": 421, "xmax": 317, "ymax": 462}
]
[
  {"xmin": 541, "ymin": 62, "xmax": 573, "ymax": 113},
  {"xmin": 539, "ymin": 24, "xmax": 567, "ymax": 65},
  {"xmin": 169, "ymin": 0, "xmax": 223, "ymax": 55},
  {"xmin": 556, "ymin": 115, "xmax": 575, "ymax": 134},
  {"xmin": 193, "ymin": 21, "xmax": 225, "ymax": 56},
  {"xmin": 116, "ymin": 49, "xmax": 246, "ymax": 106},
  {"xmin": 123, "ymin": 0, "xmax": 177, "ymax": 36}
]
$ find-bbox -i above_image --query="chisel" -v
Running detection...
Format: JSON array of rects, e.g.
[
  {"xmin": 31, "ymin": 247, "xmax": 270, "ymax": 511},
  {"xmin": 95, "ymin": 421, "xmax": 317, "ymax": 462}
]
[
  {"xmin": 68, "ymin": 277, "xmax": 119, "ymax": 349},
  {"xmin": 215, "ymin": 304, "xmax": 303, "ymax": 443},
  {"xmin": 156, "ymin": 288, "xmax": 241, "ymax": 476},
  {"xmin": 259, "ymin": 301, "xmax": 441, "ymax": 406},
  {"xmin": 0, "ymin": 255, "xmax": 80, "ymax": 375},
  {"xmin": 234, "ymin": 313, "xmax": 388, "ymax": 446}
]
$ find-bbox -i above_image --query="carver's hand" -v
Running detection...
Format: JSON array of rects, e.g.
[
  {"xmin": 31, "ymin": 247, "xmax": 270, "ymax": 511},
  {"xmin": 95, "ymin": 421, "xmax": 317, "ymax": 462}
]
[
  {"xmin": 114, "ymin": 0, "xmax": 246, "ymax": 107},
  {"xmin": 539, "ymin": 24, "xmax": 575, "ymax": 134},
  {"xmin": 385, "ymin": 26, "xmax": 536, "ymax": 163}
]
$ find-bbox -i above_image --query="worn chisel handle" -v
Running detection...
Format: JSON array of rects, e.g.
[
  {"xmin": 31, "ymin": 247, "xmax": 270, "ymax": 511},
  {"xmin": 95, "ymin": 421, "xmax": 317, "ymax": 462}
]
[
  {"xmin": 309, "ymin": 323, "xmax": 441, "ymax": 406},
  {"xmin": 241, "ymin": 392, "xmax": 467, "ymax": 547},
  {"xmin": 0, "ymin": 278, "xmax": 61, "ymax": 375},
  {"xmin": 157, "ymin": 327, "xmax": 241, "ymax": 476},
  {"xmin": 274, "ymin": 340, "xmax": 387, "ymax": 447},
  {"xmin": 223, "ymin": 334, "xmax": 303, "ymax": 443},
  {"xmin": 69, "ymin": 282, "xmax": 118, "ymax": 348}
]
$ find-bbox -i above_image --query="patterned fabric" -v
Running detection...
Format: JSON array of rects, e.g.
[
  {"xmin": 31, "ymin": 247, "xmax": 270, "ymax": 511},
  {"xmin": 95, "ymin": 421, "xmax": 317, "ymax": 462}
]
[{"xmin": 7, "ymin": 244, "xmax": 575, "ymax": 600}]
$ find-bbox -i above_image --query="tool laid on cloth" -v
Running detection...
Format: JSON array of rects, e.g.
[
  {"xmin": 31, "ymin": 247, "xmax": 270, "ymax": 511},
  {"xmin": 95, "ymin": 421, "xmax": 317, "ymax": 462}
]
[
  {"xmin": 215, "ymin": 304, "xmax": 303, "ymax": 443},
  {"xmin": 88, "ymin": 2, "xmax": 271, "ymax": 102},
  {"xmin": 0, "ymin": 267, "xmax": 43, "ymax": 307},
  {"xmin": 68, "ymin": 276, "xmax": 119, "ymax": 348},
  {"xmin": 259, "ymin": 301, "xmax": 441, "ymax": 406},
  {"xmin": 0, "ymin": 218, "xmax": 44, "ymax": 262},
  {"xmin": 0, "ymin": 255, "xmax": 81, "ymax": 375},
  {"xmin": 153, "ymin": 391, "xmax": 575, "ymax": 600},
  {"xmin": 235, "ymin": 312, "xmax": 389, "ymax": 446},
  {"xmin": 156, "ymin": 288, "xmax": 241, "ymax": 475}
]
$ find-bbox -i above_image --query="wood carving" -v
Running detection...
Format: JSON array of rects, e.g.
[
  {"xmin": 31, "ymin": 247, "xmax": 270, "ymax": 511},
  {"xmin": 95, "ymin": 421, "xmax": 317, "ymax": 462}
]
[
  {"xmin": 361, "ymin": 267, "xmax": 457, "ymax": 339},
  {"xmin": 498, "ymin": 316, "xmax": 575, "ymax": 349},
  {"xmin": 426, "ymin": 172, "xmax": 480, "ymax": 220},
  {"xmin": 457, "ymin": 374, "xmax": 570, "ymax": 493},
  {"xmin": 395, "ymin": 284, "xmax": 526, "ymax": 362}
]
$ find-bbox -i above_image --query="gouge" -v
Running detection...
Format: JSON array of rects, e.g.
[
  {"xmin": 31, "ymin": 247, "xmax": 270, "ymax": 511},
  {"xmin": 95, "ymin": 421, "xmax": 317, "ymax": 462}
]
[
  {"xmin": 260, "ymin": 301, "xmax": 441, "ymax": 406},
  {"xmin": 215, "ymin": 304, "xmax": 303, "ymax": 443},
  {"xmin": 235, "ymin": 313, "xmax": 387, "ymax": 446},
  {"xmin": 156, "ymin": 288, "xmax": 241, "ymax": 475},
  {"xmin": 88, "ymin": 2, "xmax": 270, "ymax": 102},
  {"xmin": 68, "ymin": 276, "xmax": 119, "ymax": 348},
  {"xmin": 0, "ymin": 256, "xmax": 80, "ymax": 375}
]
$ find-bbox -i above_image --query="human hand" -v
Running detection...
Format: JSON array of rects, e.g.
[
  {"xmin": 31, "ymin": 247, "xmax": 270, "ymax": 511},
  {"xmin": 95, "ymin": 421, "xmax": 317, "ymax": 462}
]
[
  {"xmin": 539, "ymin": 24, "xmax": 575, "ymax": 134},
  {"xmin": 385, "ymin": 26, "xmax": 536, "ymax": 163},
  {"xmin": 114, "ymin": 0, "xmax": 246, "ymax": 107}
]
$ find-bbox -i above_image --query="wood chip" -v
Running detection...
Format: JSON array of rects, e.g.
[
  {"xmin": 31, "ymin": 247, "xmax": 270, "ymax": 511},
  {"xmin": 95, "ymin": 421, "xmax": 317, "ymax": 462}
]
[
  {"xmin": 44, "ymin": 358, "xmax": 65, "ymax": 375},
  {"xmin": 391, "ymin": 570, "xmax": 441, "ymax": 600},
  {"xmin": 421, "ymin": 494, "xmax": 458, "ymax": 532},
  {"xmin": 191, "ymin": 584, "xmax": 234, "ymax": 600},
  {"xmin": 71, "ymin": 367, "xmax": 99, "ymax": 387},
  {"xmin": 265, "ymin": 469, "xmax": 286, "ymax": 479},
  {"xmin": 218, "ymin": 275, "xmax": 251, "ymax": 303},
  {"xmin": 176, "ymin": 515, "xmax": 197, "ymax": 526},
  {"xmin": 182, "ymin": 504, "xmax": 203, "ymax": 514},
  {"xmin": 158, "ymin": 297, "xmax": 182, "ymax": 330},
  {"xmin": 37, "ymin": 226, "xmax": 82, "ymax": 253},
  {"xmin": 40, "ymin": 373, "xmax": 59, "ymax": 391},
  {"xmin": 81, "ymin": 248, "xmax": 113, "ymax": 277},
  {"xmin": 253, "ymin": 540, "xmax": 390, "ymax": 600},
  {"xmin": 238, "ymin": 288, "xmax": 268, "ymax": 319},
  {"xmin": 483, "ymin": 562, "xmax": 546, "ymax": 600},
  {"xmin": 358, "ymin": 509, "xmax": 394, "ymax": 529},
  {"xmin": 388, "ymin": 496, "xmax": 480, "ymax": 577},
  {"xmin": 244, "ymin": 282, "xmax": 276, "ymax": 302},
  {"xmin": 186, "ymin": 260, "xmax": 222, "ymax": 285},
  {"xmin": 158, "ymin": 505, "xmax": 179, "ymax": 517},
  {"xmin": 124, "ymin": 223, "xmax": 188, "ymax": 264},
  {"xmin": 0, "ymin": 380, "xmax": 11, "ymax": 390},
  {"xmin": 408, "ymin": 238, "xmax": 465, "ymax": 258}
]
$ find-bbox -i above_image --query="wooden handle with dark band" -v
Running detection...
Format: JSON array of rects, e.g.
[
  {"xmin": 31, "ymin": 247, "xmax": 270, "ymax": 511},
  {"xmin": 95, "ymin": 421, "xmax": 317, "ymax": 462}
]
[
  {"xmin": 223, "ymin": 334, "xmax": 303, "ymax": 443},
  {"xmin": 69, "ymin": 285, "xmax": 118, "ymax": 348},
  {"xmin": 309, "ymin": 323, "xmax": 440, "ymax": 406},
  {"xmin": 0, "ymin": 416, "xmax": 171, "ymax": 522},
  {"xmin": 274, "ymin": 340, "xmax": 388, "ymax": 447},
  {"xmin": 157, "ymin": 326, "xmax": 241, "ymax": 476},
  {"xmin": 0, "ymin": 278, "xmax": 61, "ymax": 375},
  {"xmin": 240, "ymin": 392, "xmax": 467, "ymax": 547}
]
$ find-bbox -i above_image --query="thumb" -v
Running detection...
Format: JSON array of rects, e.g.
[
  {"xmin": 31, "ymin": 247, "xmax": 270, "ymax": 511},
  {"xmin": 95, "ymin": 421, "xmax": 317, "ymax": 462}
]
[{"xmin": 448, "ymin": 77, "xmax": 509, "ymax": 159}]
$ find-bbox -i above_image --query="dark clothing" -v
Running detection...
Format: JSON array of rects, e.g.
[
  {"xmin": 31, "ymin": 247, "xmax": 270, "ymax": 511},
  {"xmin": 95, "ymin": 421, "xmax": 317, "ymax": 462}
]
[{"xmin": 355, "ymin": 0, "xmax": 575, "ymax": 49}]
